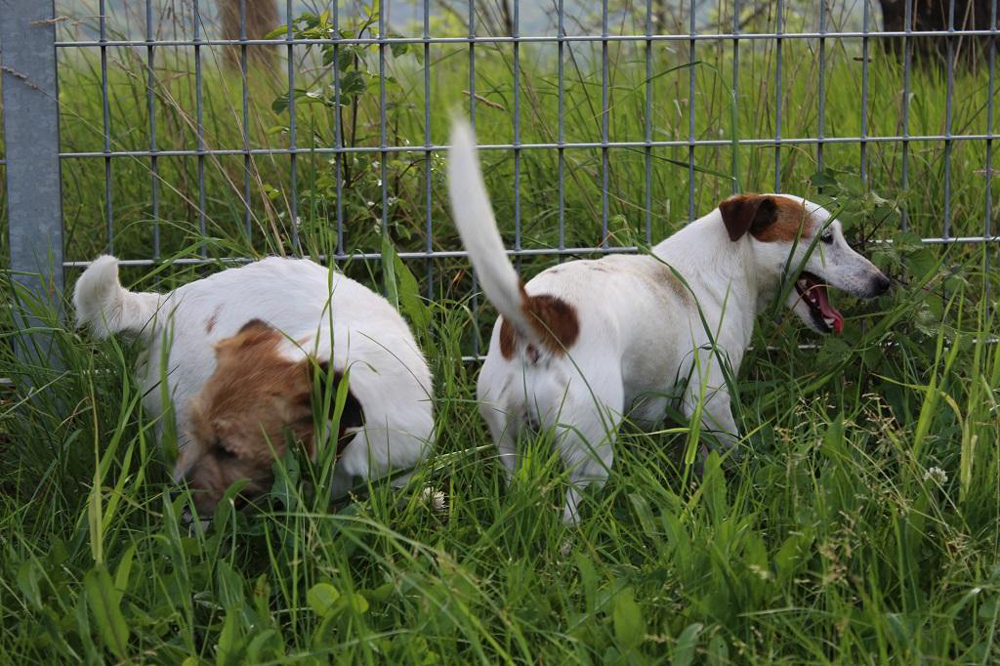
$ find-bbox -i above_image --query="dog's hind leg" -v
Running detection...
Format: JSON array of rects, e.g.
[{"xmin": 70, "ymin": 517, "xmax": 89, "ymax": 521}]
[
  {"xmin": 552, "ymin": 374, "xmax": 625, "ymax": 525},
  {"xmin": 478, "ymin": 358, "xmax": 525, "ymax": 482},
  {"xmin": 480, "ymin": 399, "xmax": 521, "ymax": 482}
]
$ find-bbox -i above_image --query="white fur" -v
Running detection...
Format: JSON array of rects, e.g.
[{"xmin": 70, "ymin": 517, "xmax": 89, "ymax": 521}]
[
  {"xmin": 73, "ymin": 256, "xmax": 434, "ymax": 496},
  {"xmin": 448, "ymin": 120, "xmax": 888, "ymax": 524},
  {"xmin": 448, "ymin": 121, "xmax": 535, "ymax": 340},
  {"xmin": 73, "ymin": 255, "xmax": 164, "ymax": 340}
]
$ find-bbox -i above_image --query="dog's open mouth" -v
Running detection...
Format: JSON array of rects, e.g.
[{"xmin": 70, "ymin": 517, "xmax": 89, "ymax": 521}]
[{"xmin": 795, "ymin": 271, "xmax": 844, "ymax": 335}]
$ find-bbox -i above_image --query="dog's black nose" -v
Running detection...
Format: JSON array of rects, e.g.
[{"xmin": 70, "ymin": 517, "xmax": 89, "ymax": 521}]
[{"xmin": 870, "ymin": 272, "xmax": 891, "ymax": 296}]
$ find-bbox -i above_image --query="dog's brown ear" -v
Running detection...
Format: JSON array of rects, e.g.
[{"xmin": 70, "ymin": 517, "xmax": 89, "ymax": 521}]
[
  {"xmin": 718, "ymin": 194, "xmax": 778, "ymax": 241},
  {"xmin": 311, "ymin": 361, "xmax": 364, "ymax": 439},
  {"xmin": 291, "ymin": 360, "xmax": 365, "ymax": 460},
  {"xmin": 238, "ymin": 318, "xmax": 271, "ymax": 335},
  {"xmin": 214, "ymin": 319, "xmax": 278, "ymax": 358}
]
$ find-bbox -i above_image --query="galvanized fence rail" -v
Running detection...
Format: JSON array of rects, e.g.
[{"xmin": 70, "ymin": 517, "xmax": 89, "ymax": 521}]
[{"xmin": 2, "ymin": 0, "xmax": 999, "ymax": 363}]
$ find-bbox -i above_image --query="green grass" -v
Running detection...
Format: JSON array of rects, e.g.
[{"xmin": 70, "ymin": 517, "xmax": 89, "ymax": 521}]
[{"xmin": 2, "ymin": 6, "xmax": 1000, "ymax": 663}]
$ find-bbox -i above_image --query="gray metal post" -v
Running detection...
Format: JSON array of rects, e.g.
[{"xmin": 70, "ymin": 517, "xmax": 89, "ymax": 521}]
[{"xmin": 1, "ymin": 0, "xmax": 65, "ymax": 361}]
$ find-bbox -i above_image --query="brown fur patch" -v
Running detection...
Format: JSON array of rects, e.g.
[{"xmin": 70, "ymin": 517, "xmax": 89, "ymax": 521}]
[
  {"xmin": 238, "ymin": 318, "xmax": 270, "ymax": 335},
  {"xmin": 523, "ymin": 293, "xmax": 580, "ymax": 353},
  {"xmin": 651, "ymin": 262, "xmax": 693, "ymax": 304},
  {"xmin": 204, "ymin": 306, "xmax": 222, "ymax": 334},
  {"xmin": 183, "ymin": 323, "xmax": 362, "ymax": 516},
  {"xmin": 497, "ymin": 289, "xmax": 581, "ymax": 360},
  {"xmin": 499, "ymin": 318, "xmax": 517, "ymax": 360},
  {"xmin": 751, "ymin": 196, "xmax": 816, "ymax": 243},
  {"xmin": 197, "ymin": 324, "xmax": 315, "ymax": 462},
  {"xmin": 719, "ymin": 194, "xmax": 818, "ymax": 243},
  {"xmin": 719, "ymin": 194, "xmax": 777, "ymax": 241}
]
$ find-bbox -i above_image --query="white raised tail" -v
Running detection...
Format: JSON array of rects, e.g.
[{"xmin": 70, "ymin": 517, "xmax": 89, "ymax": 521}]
[
  {"xmin": 447, "ymin": 120, "xmax": 543, "ymax": 344},
  {"xmin": 73, "ymin": 255, "xmax": 164, "ymax": 339}
]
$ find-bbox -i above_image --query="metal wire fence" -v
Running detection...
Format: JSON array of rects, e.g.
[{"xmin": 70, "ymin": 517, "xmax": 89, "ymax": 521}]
[{"xmin": 2, "ymin": 0, "xmax": 999, "ymax": 359}]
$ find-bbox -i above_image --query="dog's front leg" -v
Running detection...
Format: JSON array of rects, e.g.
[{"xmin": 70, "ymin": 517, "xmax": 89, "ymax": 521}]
[
  {"xmin": 697, "ymin": 391, "xmax": 741, "ymax": 454},
  {"xmin": 681, "ymin": 360, "xmax": 742, "ymax": 460}
]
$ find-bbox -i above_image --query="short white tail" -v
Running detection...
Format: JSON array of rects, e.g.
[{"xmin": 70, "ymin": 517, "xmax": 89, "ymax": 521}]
[{"xmin": 73, "ymin": 255, "xmax": 164, "ymax": 339}]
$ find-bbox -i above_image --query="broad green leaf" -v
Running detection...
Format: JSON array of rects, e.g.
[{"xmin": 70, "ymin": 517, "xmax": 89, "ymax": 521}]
[
  {"xmin": 345, "ymin": 592, "xmax": 369, "ymax": 614},
  {"xmin": 272, "ymin": 94, "xmax": 290, "ymax": 114},
  {"xmin": 247, "ymin": 629, "xmax": 281, "ymax": 662},
  {"xmin": 263, "ymin": 25, "xmax": 287, "ymax": 40},
  {"xmin": 16, "ymin": 560, "xmax": 42, "ymax": 610},
  {"xmin": 216, "ymin": 560, "xmax": 246, "ymax": 612},
  {"xmin": 612, "ymin": 587, "xmax": 644, "ymax": 650},
  {"xmin": 575, "ymin": 553, "xmax": 598, "ymax": 613},
  {"xmin": 216, "ymin": 611, "xmax": 240, "ymax": 666},
  {"xmin": 706, "ymin": 631, "xmax": 729, "ymax": 665},
  {"xmin": 113, "ymin": 544, "xmax": 136, "ymax": 598},
  {"xmin": 84, "ymin": 565, "xmax": 129, "ymax": 660},
  {"xmin": 671, "ymin": 623, "xmax": 704, "ymax": 666},
  {"xmin": 307, "ymin": 583, "xmax": 341, "ymax": 617},
  {"xmin": 390, "ymin": 40, "xmax": 409, "ymax": 58},
  {"xmin": 821, "ymin": 413, "xmax": 846, "ymax": 459},
  {"xmin": 393, "ymin": 251, "xmax": 431, "ymax": 337},
  {"xmin": 381, "ymin": 235, "xmax": 399, "ymax": 309},
  {"xmin": 253, "ymin": 574, "xmax": 272, "ymax": 621},
  {"xmin": 75, "ymin": 594, "xmax": 100, "ymax": 664},
  {"xmin": 628, "ymin": 493, "xmax": 658, "ymax": 538}
]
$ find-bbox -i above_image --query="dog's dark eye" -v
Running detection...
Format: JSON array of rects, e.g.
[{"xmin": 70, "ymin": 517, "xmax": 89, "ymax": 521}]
[
  {"xmin": 212, "ymin": 438, "xmax": 235, "ymax": 459},
  {"xmin": 820, "ymin": 232, "xmax": 834, "ymax": 245}
]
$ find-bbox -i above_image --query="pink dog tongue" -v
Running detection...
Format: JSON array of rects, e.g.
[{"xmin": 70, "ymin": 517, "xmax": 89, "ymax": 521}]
[{"xmin": 813, "ymin": 284, "xmax": 844, "ymax": 336}]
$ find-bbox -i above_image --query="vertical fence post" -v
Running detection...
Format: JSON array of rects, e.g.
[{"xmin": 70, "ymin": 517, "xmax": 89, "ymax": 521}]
[{"xmin": 1, "ymin": 0, "xmax": 64, "ymax": 363}]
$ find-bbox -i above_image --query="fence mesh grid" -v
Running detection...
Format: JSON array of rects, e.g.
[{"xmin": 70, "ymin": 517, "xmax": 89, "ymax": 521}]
[{"xmin": 2, "ymin": 0, "xmax": 999, "ymax": 359}]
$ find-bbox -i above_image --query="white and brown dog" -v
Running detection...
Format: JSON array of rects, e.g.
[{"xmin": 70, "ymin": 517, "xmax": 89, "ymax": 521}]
[
  {"xmin": 74, "ymin": 256, "xmax": 434, "ymax": 516},
  {"xmin": 448, "ymin": 120, "xmax": 890, "ymax": 524}
]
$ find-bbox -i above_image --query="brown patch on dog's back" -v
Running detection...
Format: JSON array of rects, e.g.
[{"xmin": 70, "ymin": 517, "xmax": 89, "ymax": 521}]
[
  {"xmin": 524, "ymin": 293, "xmax": 579, "ymax": 353},
  {"xmin": 204, "ymin": 306, "xmax": 222, "ymax": 334},
  {"xmin": 651, "ymin": 262, "xmax": 692, "ymax": 304},
  {"xmin": 497, "ymin": 288, "xmax": 580, "ymax": 360},
  {"xmin": 751, "ymin": 196, "xmax": 816, "ymax": 243}
]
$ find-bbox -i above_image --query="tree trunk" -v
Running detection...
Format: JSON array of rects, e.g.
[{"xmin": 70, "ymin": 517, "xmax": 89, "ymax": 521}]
[
  {"xmin": 219, "ymin": 0, "xmax": 279, "ymax": 71},
  {"xmin": 879, "ymin": 0, "xmax": 997, "ymax": 66}
]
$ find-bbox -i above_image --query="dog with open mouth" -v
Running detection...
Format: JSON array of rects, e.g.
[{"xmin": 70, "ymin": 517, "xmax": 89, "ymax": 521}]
[
  {"xmin": 447, "ymin": 119, "xmax": 890, "ymax": 524},
  {"xmin": 73, "ymin": 256, "xmax": 435, "ymax": 517}
]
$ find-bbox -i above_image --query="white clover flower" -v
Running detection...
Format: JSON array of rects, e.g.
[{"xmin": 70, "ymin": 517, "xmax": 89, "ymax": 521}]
[
  {"xmin": 923, "ymin": 466, "xmax": 948, "ymax": 485},
  {"xmin": 419, "ymin": 486, "xmax": 447, "ymax": 514}
]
